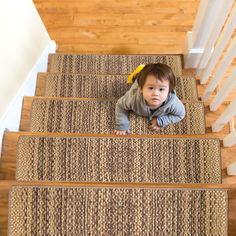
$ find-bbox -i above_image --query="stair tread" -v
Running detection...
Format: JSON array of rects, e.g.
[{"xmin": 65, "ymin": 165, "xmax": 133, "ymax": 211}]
[
  {"xmin": 0, "ymin": 131, "xmax": 221, "ymax": 179},
  {"xmin": 48, "ymin": 53, "xmax": 183, "ymax": 76},
  {"xmin": 20, "ymin": 97, "xmax": 206, "ymax": 135},
  {"xmin": 36, "ymin": 73, "xmax": 198, "ymax": 100},
  {"xmin": 14, "ymin": 134, "xmax": 221, "ymax": 183},
  {"xmin": 9, "ymin": 185, "xmax": 228, "ymax": 235}
]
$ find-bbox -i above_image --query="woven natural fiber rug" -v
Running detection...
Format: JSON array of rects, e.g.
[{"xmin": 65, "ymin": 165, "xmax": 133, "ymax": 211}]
[
  {"xmin": 9, "ymin": 186, "xmax": 228, "ymax": 236},
  {"xmin": 30, "ymin": 99, "xmax": 205, "ymax": 134},
  {"xmin": 44, "ymin": 73, "xmax": 198, "ymax": 101},
  {"xmin": 16, "ymin": 136, "xmax": 221, "ymax": 183},
  {"xmin": 48, "ymin": 54, "xmax": 183, "ymax": 76}
]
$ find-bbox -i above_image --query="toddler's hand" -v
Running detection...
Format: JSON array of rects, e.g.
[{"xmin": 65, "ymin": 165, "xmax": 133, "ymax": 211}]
[
  {"xmin": 149, "ymin": 117, "xmax": 160, "ymax": 132},
  {"xmin": 114, "ymin": 130, "xmax": 130, "ymax": 135}
]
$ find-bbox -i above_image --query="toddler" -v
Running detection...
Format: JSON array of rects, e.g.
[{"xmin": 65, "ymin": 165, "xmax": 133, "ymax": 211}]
[{"xmin": 114, "ymin": 63, "xmax": 185, "ymax": 135}]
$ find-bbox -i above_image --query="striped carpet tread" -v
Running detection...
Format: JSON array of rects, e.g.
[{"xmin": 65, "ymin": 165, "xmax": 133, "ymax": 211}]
[
  {"xmin": 9, "ymin": 186, "xmax": 228, "ymax": 236},
  {"xmin": 16, "ymin": 136, "xmax": 221, "ymax": 183},
  {"xmin": 43, "ymin": 73, "xmax": 198, "ymax": 100},
  {"xmin": 47, "ymin": 54, "xmax": 183, "ymax": 76},
  {"xmin": 29, "ymin": 99, "xmax": 205, "ymax": 134}
]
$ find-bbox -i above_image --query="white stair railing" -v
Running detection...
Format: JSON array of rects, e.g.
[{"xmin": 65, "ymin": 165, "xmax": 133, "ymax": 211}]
[
  {"xmin": 210, "ymin": 69, "xmax": 236, "ymax": 111},
  {"xmin": 184, "ymin": 0, "xmax": 234, "ymax": 69},
  {"xmin": 224, "ymin": 130, "xmax": 236, "ymax": 147},
  {"xmin": 201, "ymin": 35, "xmax": 236, "ymax": 101},
  {"xmin": 196, "ymin": 0, "xmax": 234, "ymax": 77},
  {"xmin": 184, "ymin": 0, "xmax": 236, "ymax": 175},
  {"xmin": 199, "ymin": 3, "xmax": 236, "ymax": 84},
  {"xmin": 212, "ymin": 98, "xmax": 236, "ymax": 132}
]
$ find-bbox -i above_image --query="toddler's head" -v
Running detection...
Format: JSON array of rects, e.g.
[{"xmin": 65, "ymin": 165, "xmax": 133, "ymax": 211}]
[
  {"xmin": 136, "ymin": 63, "xmax": 176, "ymax": 93},
  {"xmin": 134, "ymin": 63, "xmax": 176, "ymax": 109}
]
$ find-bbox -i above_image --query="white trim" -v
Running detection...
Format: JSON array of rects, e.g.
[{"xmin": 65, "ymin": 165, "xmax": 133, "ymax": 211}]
[
  {"xmin": 189, "ymin": 48, "xmax": 204, "ymax": 54},
  {"xmin": 202, "ymin": 33, "xmax": 236, "ymax": 101},
  {"xmin": 196, "ymin": 0, "xmax": 234, "ymax": 74},
  {"xmin": 184, "ymin": 31, "xmax": 204, "ymax": 68},
  {"xmin": 230, "ymin": 118, "xmax": 235, "ymax": 133},
  {"xmin": 227, "ymin": 161, "xmax": 236, "ymax": 175},
  {"xmin": 199, "ymin": 3, "xmax": 236, "ymax": 84},
  {"xmin": 192, "ymin": 0, "xmax": 222, "ymax": 48},
  {"xmin": 210, "ymin": 69, "xmax": 236, "ymax": 111},
  {"xmin": 184, "ymin": 0, "xmax": 224, "ymax": 68},
  {"xmin": 0, "ymin": 40, "xmax": 57, "ymax": 157},
  {"xmin": 212, "ymin": 98, "xmax": 236, "ymax": 132},
  {"xmin": 191, "ymin": 0, "xmax": 209, "ymax": 44},
  {"xmin": 224, "ymin": 130, "xmax": 236, "ymax": 147}
]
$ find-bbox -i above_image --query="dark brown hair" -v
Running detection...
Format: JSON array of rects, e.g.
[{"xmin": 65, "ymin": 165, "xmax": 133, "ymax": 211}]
[{"xmin": 134, "ymin": 63, "xmax": 176, "ymax": 92}]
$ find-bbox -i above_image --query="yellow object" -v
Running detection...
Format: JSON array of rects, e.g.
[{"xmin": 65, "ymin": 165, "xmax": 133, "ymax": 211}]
[{"xmin": 127, "ymin": 64, "xmax": 145, "ymax": 84}]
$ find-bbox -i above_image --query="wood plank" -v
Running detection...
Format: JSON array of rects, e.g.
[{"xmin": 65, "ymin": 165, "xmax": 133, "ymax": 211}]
[
  {"xmin": 35, "ymin": 73, "xmax": 47, "ymax": 96},
  {"xmin": 37, "ymin": 13, "xmax": 196, "ymax": 28},
  {"xmin": 33, "ymin": 0, "xmax": 199, "ymax": 54},
  {"xmin": 56, "ymin": 43, "xmax": 187, "ymax": 55},
  {"xmin": 34, "ymin": 1, "xmax": 199, "ymax": 14},
  {"xmin": 228, "ymin": 188, "xmax": 236, "ymax": 235},
  {"xmin": 0, "ymin": 181, "xmax": 9, "ymax": 236},
  {"xmin": 19, "ymin": 97, "xmax": 33, "ymax": 131}
]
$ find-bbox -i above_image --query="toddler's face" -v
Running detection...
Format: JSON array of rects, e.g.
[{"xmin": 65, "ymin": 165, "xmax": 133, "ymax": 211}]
[{"xmin": 140, "ymin": 74, "xmax": 169, "ymax": 109}]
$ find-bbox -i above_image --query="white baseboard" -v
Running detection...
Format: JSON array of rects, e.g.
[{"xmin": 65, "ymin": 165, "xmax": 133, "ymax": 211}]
[
  {"xmin": 0, "ymin": 40, "xmax": 57, "ymax": 157},
  {"xmin": 184, "ymin": 31, "xmax": 204, "ymax": 69}
]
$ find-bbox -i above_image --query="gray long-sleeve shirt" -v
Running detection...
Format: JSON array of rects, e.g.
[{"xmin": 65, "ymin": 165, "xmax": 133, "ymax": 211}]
[{"xmin": 115, "ymin": 81, "xmax": 186, "ymax": 131}]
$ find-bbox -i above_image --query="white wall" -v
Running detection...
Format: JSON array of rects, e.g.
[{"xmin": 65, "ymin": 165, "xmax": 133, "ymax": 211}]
[{"xmin": 0, "ymin": 0, "xmax": 56, "ymax": 155}]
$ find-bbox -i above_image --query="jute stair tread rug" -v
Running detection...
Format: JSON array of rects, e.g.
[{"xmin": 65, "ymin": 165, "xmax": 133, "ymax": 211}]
[
  {"xmin": 9, "ymin": 186, "xmax": 228, "ymax": 236},
  {"xmin": 30, "ymin": 99, "xmax": 205, "ymax": 134},
  {"xmin": 48, "ymin": 53, "xmax": 182, "ymax": 76},
  {"xmin": 16, "ymin": 136, "xmax": 221, "ymax": 183},
  {"xmin": 43, "ymin": 73, "xmax": 198, "ymax": 101}
]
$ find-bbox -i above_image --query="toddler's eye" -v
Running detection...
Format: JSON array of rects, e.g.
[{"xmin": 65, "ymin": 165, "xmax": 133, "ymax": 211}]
[
  {"xmin": 148, "ymin": 87, "xmax": 153, "ymax": 90},
  {"xmin": 160, "ymin": 88, "xmax": 165, "ymax": 91}
]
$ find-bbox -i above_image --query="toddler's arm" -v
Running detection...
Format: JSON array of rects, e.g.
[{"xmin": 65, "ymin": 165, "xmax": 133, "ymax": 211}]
[
  {"xmin": 114, "ymin": 101, "xmax": 130, "ymax": 133},
  {"xmin": 114, "ymin": 81, "xmax": 138, "ymax": 134},
  {"xmin": 157, "ymin": 100, "xmax": 185, "ymax": 127}
]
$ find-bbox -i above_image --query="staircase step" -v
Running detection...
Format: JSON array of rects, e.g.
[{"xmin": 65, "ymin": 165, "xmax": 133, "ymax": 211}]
[
  {"xmin": 47, "ymin": 53, "xmax": 183, "ymax": 76},
  {"xmin": 9, "ymin": 185, "xmax": 228, "ymax": 235},
  {"xmin": 15, "ymin": 134, "xmax": 221, "ymax": 183},
  {"xmin": 21, "ymin": 97, "xmax": 206, "ymax": 134},
  {"xmin": 37, "ymin": 73, "xmax": 198, "ymax": 100},
  {"xmin": 0, "ymin": 131, "xmax": 222, "ymax": 181}
]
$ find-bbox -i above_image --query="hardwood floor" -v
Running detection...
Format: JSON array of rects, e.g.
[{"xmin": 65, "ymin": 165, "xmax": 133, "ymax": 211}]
[{"xmin": 34, "ymin": 0, "xmax": 200, "ymax": 54}]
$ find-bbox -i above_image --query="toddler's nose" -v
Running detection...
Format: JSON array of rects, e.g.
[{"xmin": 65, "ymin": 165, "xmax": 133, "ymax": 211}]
[{"xmin": 152, "ymin": 89, "xmax": 160, "ymax": 95}]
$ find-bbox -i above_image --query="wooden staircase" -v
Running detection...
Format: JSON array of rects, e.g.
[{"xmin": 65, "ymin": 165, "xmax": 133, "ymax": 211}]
[{"xmin": 1, "ymin": 53, "xmax": 236, "ymax": 235}]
